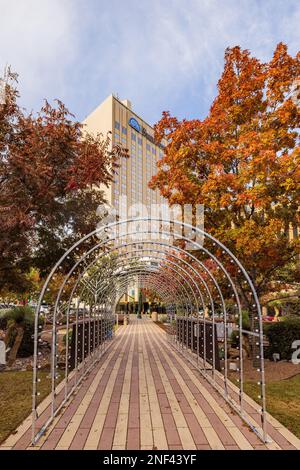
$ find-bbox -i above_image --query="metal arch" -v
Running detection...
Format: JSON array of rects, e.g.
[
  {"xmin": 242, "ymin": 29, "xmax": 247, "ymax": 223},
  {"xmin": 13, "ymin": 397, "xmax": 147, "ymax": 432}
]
[
  {"xmin": 110, "ymin": 274, "xmax": 179, "ymax": 316},
  {"xmin": 33, "ymin": 217, "xmax": 263, "ymax": 366},
  {"xmin": 114, "ymin": 277, "xmax": 176, "ymax": 306},
  {"xmin": 35, "ymin": 241, "xmax": 260, "ymax": 432},
  {"xmin": 52, "ymin": 235, "xmax": 232, "ymax": 386},
  {"xmin": 80, "ymin": 246, "xmax": 216, "ymax": 367},
  {"xmin": 68, "ymin": 251, "xmax": 197, "ymax": 322},
  {"xmin": 80, "ymin": 248, "xmax": 204, "ymax": 312},
  {"xmin": 50, "ymin": 238, "xmax": 232, "ymax": 386},
  {"xmin": 113, "ymin": 280, "xmax": 176, "ymax": 318},
  {"xmin": 57, "ymin": 241, "xmax": 207, "ymax": 324},
  {"xmin": 32, "ymin": 217, "xmax": 267, "ymax": 444},
  {"xmin": 52, "ymin": 236, "xmax": 225, "ymax": 324},
  {"xmin": 60, "ymin": 245, "xmax": 199, "ymax": 315},
  {"xmin": 66, "ymin": 229, "xmax": 251, "ymax": 408},
  {"xmin": 100, "ymin": 244, "xmax": 216, "ymax": 310},
  {"xmin": 46, "ymin": 228, "xmax": 239, "ymax": 327},
  {"xmin": 106, "ymin": 269, "xmax": 187, "ymax": 315},
  {"xmin": 62, "ymin": 246, "xmax": 225, "ymax": 393},
  {"xmin": 100, "ymin": 268, "xmax": 191, "ymax": 312},
  {"xmin": 108, "ymin": 275, "xmax": 180, "ymax": 315},
  {"xmin": 33, "ymin": 242, "xmax": 262, "ymax": 440},
  {"xmin": 59, "ymin": 261, "xmax": 196, "ymax": 403},
  {"xmin": 118, "ymin": 275, "xmax": 178, "ymax": 307},
  {"xmin": 113, "ymin": 276, "xmax": 185, "ymax": 313},
  {"xmin": 76, "ymin": 260, "xmax": 201, "ymax": 341},
  {"xmin": 107, "ymin": 270, "xmax": 187, "ymax": 310},
  {"xmin": 78, "ymin": 256, "xmax": 200, "ymax": 319},
  {"xmin": 88, "ymin": 268, "xmax": 189, "ymax": 318},
  {"xmin": 33, "ymin": 216, "xmax": 263, "ymax": 313},
  {"xmin": 40, "ymin": 227, "xmax": 238, "ymax": 349},
  {"xmin": 134, "ymin": 274, "xmax": 187, "ymax": 313},
  {"xmin": 34, "ymin": 218, "xmax": 260, "ymax": 323}
]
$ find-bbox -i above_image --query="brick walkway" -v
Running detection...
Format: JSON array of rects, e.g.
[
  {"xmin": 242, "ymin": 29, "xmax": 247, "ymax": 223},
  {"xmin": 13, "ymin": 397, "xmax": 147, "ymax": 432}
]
[{"xmin": 2, "ymin": 318, "xmax": 300, "ymax": 450}]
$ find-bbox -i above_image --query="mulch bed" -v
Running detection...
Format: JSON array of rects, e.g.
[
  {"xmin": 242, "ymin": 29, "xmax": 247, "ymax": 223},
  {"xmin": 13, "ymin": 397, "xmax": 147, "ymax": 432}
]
[{"xmin": 245, "ymin": 358, "xmax": 300, "ymax": 382}]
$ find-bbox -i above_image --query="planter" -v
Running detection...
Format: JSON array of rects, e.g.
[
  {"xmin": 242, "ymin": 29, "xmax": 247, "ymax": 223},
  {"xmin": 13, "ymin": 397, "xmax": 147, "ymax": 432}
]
[{"xmin": 151, "ymin": 312, "xmax": 158, "ymax": 322}]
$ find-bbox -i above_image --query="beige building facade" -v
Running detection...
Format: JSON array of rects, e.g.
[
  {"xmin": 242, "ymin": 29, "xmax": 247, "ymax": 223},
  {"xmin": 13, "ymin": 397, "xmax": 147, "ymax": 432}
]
[
  {"xmin": 83, "ymin": 95, "xmax": 167, "ymax": 307},
  {"xmin": 83, "ymin": 94, "xmax": 166, "ymax": 216}
]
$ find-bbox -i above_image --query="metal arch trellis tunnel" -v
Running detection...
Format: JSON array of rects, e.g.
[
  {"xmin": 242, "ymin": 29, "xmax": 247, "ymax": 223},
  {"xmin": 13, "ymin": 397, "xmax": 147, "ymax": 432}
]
[{"xmin": 32, "ymin": 217, "xmax": 267, "ymax": 445}]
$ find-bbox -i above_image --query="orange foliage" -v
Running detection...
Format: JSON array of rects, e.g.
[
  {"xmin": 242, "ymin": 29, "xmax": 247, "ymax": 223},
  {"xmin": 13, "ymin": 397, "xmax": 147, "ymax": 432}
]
[{"xmin": 150, "ymin": 43, "xmax": 300, "ymax": 295}]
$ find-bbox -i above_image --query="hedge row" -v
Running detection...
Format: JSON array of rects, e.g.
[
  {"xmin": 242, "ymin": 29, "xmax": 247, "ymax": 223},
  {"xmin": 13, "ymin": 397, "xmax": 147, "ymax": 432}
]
[{"xmin": 264, "ymin": 317, "xmax": 300, "ymax": 361}]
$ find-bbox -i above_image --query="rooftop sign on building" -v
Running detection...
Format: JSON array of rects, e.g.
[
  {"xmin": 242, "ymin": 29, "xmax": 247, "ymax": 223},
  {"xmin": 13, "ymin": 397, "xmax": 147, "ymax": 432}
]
[{"xmin": 128, "ymin": 117, "xmax": 164, "ymax": 150}]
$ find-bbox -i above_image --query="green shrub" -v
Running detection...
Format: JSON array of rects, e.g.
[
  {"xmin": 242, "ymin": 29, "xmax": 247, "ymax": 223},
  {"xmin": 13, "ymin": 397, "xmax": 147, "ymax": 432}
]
[
  {"xmin": 159, "ymin": 315, "xmax": 168, "ymax": 323},
  {"xmin": 234, "ymin": 309, "xmax": 250, "ymax": 330},
  {"xmin": 264, "ymin": 317, "xmax": 300, "ymax": 360},
  {"xmin": 230, "ymin": 310, "xmax": 251, "ymax": 349},
  {"xmin": 1, "ymin": 306, "xmax": 40, "ymax": 358},
  {"xmin": 6, "ymin": 305, "xmax": 34, "ymax": 324},
  {"xmin": 230, "ymin": 330, "xmax": 239, "ymax": 348},
  {"xmin": 63, "ymin": 329, "xmax": 73, "ymax": 346}
]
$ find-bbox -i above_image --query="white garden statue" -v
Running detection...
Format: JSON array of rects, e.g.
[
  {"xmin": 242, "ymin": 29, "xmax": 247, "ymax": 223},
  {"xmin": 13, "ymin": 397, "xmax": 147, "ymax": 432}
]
[{"xmin": 0, "ymin": 339, "xmax": 10, "ymax": 366}]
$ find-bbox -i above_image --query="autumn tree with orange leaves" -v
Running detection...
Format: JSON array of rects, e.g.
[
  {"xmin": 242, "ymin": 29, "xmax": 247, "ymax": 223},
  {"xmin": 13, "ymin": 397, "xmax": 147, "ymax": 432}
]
[
  {"xmin": 150, "ymin": 43, "xmax": 300, "ymax": 302},
  {"xmin": 0, "ymin": 69, "xmax": 127, "ymax": 293}
]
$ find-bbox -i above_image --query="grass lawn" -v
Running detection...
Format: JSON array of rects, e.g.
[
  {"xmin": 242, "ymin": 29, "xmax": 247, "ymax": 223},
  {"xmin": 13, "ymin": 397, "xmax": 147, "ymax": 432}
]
[
  {"xmin": 244, "ymin": 374, "xmax": 300, "ymax": 439},
  {"xmin": 1, "ymin": 365, "xmax": 300, "ymax": 445},
  {"xmin": 0, "ymin": 370, "xmax": 51, "ymax": 444}
]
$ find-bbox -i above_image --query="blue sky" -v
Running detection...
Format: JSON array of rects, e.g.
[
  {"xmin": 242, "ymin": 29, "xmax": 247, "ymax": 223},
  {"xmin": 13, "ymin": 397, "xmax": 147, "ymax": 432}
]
[{"xmin": 0, "ymin": 0, "xmax": 299, "ymax": 125}]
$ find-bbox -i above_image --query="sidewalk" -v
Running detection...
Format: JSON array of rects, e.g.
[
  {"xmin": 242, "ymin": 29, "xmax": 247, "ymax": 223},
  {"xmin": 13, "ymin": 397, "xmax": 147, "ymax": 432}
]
[{"xmin": 1, "ymin": 318, "xmax": 300, "ymax": 450}]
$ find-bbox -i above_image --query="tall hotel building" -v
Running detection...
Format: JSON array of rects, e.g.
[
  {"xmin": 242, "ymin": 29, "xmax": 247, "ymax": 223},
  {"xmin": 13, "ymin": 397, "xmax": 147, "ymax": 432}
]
[
  {"xmin": 83, "ymin": 94, "xmax": 166, "ymax": 216},
  {"xmin": 83, "ymin": 95, "xmax": 167, "ymax": 305}
]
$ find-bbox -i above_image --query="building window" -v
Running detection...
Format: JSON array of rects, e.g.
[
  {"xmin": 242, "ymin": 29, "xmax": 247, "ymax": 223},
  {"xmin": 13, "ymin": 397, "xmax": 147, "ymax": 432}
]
[
  {"xmin": 131, "ymin": 132, "xmax": 136, "ymax": 141},
  {"xmin": 114, "ymin": 132, "xmax": 120, "ymax": 142},
  {"xmin": 138, "ymin": 137, "xmax": 142, "ymax": 146},
  {"xmin": 115, "ymin": 121, "xmax": 120, "ymax": 130},
  {"xmin": 152, "ymin": 147, "xmax": 156, "ymax": 155},
  {"xmin": 146, "ymin": 143, "xmax": 150, "ymax": 151},
  {"xmin": 122, "ymin": 126, "xmax": 127, "ymax": 135}
]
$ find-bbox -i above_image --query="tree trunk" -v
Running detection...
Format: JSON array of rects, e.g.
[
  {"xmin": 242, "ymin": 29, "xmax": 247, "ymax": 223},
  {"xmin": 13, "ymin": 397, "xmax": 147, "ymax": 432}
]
[
  {"xmin": 242, "ymin": 334, "xmax": 251, "ymax": 358},
  {"xmin": 7, "ymin": 325, "xmax": 24, "ymax": 366}
]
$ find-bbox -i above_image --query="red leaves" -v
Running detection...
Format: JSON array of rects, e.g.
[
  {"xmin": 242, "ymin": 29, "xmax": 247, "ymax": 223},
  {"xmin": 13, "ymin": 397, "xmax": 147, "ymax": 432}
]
[
  {"xmin": 2, "ymin": 99, "xmax": 123, "ymax": 214},
  {"xmin": 0, "ymin": 69, "xmax": 128, "ymax": 291}
]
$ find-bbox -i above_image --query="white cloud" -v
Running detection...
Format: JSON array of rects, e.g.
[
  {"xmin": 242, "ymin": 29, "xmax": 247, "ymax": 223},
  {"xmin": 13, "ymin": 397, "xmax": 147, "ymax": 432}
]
[
  {"xmin": 78, "ymin": 0, "xmax": 300, "ymax": 122},
  {"xmin": 0, "ymin": 0, "xmax": 299, "ymax": 122},
  {"xmin": 0, "ymin": 0, "xmax": 78, "ymax": 111}
]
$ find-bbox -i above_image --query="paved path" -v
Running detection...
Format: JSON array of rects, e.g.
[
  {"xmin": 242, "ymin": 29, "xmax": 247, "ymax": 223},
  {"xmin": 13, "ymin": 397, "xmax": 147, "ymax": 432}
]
[{"xmin": 2, "ymin": 319, "xmax": 300, "ymax": 450}]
